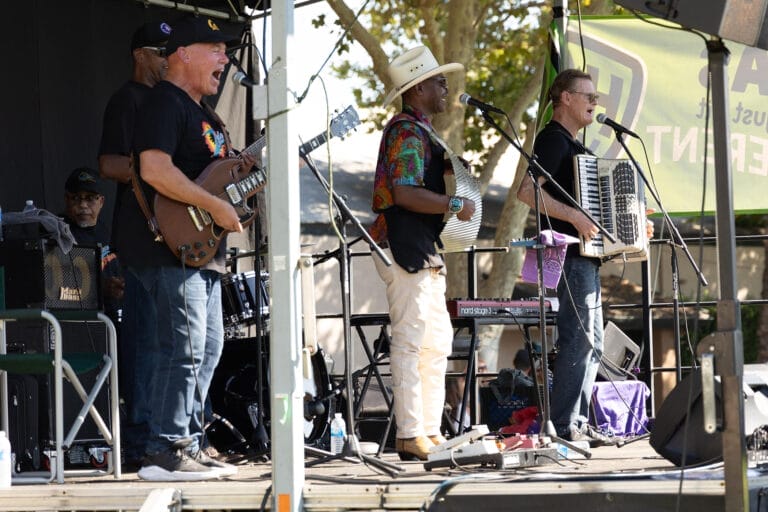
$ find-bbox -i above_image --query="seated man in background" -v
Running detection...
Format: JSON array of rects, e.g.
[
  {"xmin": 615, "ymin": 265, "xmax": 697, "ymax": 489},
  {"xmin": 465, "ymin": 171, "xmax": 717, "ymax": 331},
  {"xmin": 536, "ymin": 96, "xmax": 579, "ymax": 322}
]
[{"xmin": 62, "ymin": 166, "xmax": 124, "ymax": 317}]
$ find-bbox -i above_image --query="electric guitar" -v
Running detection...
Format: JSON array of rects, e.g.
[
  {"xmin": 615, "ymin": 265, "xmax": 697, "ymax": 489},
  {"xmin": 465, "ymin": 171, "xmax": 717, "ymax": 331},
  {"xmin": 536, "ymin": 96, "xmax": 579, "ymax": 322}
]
[{"xmin": 154, "ymin": 105, "xmax": 360, "ymax": 266}]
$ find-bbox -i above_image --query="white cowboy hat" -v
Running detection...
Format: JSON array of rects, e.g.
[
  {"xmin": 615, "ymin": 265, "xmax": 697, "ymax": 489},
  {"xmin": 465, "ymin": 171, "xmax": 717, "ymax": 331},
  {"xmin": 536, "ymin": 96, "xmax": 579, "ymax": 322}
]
[{"xmin": 383, "ymin": 46, "xmax": 464, "ymax": 107}]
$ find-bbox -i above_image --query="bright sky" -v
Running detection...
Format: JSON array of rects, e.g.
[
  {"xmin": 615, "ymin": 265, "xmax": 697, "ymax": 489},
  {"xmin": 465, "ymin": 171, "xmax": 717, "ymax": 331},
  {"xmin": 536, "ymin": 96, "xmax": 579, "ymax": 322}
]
[
  {"xmin": 250, "ymin": 1, "xmax": 379, "ymax": 165},
  {"xmin": 251, "ymin": 1, "xmax": 517, "ymax": 184}
]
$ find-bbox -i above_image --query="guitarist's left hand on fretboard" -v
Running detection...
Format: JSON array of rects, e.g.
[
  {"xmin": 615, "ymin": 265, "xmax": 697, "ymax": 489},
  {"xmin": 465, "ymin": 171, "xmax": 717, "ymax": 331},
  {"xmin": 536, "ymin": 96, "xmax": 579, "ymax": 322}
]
[{"xmin": 238, "ymin": 151, "xmax": 261, "ymax": 175}]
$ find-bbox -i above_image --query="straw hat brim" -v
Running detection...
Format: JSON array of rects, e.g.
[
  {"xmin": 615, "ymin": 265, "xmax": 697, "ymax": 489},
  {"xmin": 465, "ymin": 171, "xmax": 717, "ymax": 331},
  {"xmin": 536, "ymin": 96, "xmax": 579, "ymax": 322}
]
[{"xmin": 382, "ymin": 62, "xmax": 464, "ymax": 107}]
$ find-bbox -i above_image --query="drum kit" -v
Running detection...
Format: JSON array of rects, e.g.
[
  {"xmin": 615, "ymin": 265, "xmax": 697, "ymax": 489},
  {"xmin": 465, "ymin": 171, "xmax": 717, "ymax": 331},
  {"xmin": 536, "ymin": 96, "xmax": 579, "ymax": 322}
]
[{"xmin": 208, "ymin": 251, "xmax": 333, "ymax": 457}]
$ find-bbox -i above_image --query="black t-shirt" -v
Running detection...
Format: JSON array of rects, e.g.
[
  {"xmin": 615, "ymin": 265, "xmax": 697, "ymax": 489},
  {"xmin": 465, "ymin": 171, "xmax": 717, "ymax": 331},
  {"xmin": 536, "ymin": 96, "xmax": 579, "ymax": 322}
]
[
  {"xmin": 530, "ymin": 120, "xmax": 589, "ymax": 258},
  {"xmin": 98, "ymin": 80, "xmax": 152, "ymax": 242},
  {"xmin": 117, "ymin": 80, "xmax": 229, "ymax": 272},
  {"xmin": 64, "ymin": 216, "xmax": 111, "ymax": 247}
]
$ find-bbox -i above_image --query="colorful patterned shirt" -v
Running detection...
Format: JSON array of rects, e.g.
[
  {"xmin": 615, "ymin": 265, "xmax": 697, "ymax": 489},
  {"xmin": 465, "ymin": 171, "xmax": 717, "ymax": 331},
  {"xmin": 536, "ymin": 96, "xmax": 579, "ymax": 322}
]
[{"xmin": 369, "ymin": 106, "xmax": 435, "ymax": 243}]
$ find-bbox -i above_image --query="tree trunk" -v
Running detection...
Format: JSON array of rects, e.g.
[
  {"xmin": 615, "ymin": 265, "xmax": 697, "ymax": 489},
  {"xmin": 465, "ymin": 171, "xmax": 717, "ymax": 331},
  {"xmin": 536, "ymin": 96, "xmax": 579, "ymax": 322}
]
[{"xmin": 757, "ymin": 230, "xmax": 768, "ymax": 361}]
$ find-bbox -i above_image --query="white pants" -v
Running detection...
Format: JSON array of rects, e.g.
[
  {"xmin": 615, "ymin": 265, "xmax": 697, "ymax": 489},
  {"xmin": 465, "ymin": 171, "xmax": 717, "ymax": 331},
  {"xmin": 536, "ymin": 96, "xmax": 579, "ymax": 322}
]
[{"xmin": 373, "ymin": 248, "xmax": 454, "ymax": 438}]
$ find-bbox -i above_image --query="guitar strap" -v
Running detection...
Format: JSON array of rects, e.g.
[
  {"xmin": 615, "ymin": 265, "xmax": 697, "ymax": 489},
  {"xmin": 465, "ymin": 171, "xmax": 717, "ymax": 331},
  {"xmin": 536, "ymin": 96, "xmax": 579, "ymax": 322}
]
[
  {"xmin": 128, "ymin": 101, "xmax": 234, "ymax": 242},
  {"xmin": 128, "ymin": 153, "xmax": 164, "ymax": 242}
]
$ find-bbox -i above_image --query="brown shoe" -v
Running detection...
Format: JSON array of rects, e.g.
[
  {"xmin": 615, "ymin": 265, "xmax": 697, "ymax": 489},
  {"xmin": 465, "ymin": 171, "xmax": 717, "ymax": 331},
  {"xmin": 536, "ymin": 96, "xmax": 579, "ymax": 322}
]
[
  {"xmin": 428, "ymin": 434, "xmax": 447, "ymax": 446},
  {"xmin": 395, "ymin": 436, "xmax": 432, "ymax": 461}
]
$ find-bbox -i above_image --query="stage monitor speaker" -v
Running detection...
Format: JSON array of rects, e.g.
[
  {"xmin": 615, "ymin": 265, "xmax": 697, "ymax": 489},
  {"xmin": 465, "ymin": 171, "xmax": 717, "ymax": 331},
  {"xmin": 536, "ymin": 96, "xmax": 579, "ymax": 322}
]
[
  {"xmin": 597, "ymin": 321, "xmax": 640, "ymax": 381},
  {"xmin": 0, "ymin": 238, "xmax": 101, "ymax": 310},
  {"xmin": 615, "ymin": 0, "xmax": 768, "ymax": 50},
  {"xmin": 650, "ymin": 369, "xmax": 768, "ymax": 466}
]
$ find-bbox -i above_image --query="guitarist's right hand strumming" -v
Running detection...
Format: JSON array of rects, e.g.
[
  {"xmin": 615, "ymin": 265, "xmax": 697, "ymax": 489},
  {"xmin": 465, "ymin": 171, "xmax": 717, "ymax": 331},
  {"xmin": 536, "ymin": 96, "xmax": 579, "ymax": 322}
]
[{"xmin": 208, "ymin": 151, "xmax": 260, "ymax": 234}]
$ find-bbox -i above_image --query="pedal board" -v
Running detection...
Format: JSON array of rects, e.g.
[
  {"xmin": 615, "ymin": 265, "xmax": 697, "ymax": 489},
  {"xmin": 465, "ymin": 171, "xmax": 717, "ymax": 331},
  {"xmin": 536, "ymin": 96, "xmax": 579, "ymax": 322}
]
[{"xmin": 424, "ymin": 444, "xmax": 558, "ymax": 471}]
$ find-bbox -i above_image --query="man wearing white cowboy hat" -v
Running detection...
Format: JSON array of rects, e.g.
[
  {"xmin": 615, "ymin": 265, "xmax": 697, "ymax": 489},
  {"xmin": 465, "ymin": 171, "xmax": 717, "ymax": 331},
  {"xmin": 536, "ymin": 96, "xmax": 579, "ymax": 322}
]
[{"xmin": 370, "ymin": 45, "xmax": 476, "ymax": 460}]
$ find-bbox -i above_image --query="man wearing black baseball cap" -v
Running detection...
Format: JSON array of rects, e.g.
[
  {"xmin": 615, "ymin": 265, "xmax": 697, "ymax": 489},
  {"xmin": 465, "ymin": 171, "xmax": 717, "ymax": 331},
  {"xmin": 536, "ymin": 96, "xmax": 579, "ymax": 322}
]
[
  {"xmin": 98, "ymin": 19, "xmax": 171, "ymax": 473},
  {"xmin": 121, "ymin": 15, "xmax": 253, "ymax": 482},
  {"xmin": 165, "ymin": 16, "xmax": 237, "ymax": 56},
  {"xmin": 63, "ymin": 167, "xmax": 107, "ymax": 238},
  {"xmin": 61, "ymin": 166, "xmax": 125, "ymax": 321}
]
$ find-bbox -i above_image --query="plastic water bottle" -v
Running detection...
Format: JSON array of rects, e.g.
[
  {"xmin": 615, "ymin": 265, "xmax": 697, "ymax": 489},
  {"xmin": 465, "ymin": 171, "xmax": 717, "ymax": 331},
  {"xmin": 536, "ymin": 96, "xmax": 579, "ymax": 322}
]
[
  {"xmin": 23, "ymin": 200, "xmax": 35, "ymax": 213},
  {"xmin": 330, "ymin": 413, "xmax": 346, "ymax": 454},
  {"xmin": 0, "ymin": 431, "xmax": 11, "ymax": 488}
]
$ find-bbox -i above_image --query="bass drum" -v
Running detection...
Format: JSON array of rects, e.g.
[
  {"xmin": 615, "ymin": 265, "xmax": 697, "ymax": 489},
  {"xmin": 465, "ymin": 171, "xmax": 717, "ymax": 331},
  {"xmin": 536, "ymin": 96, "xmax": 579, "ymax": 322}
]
[{"xmin": 208, "ymin": 336, "xmax": 332, "ymax": 453}]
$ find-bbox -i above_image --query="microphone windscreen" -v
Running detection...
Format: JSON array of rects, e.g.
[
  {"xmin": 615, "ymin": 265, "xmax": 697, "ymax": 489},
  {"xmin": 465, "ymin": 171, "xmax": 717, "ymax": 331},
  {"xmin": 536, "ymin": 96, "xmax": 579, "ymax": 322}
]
[
  {"xmin": 459, "ymin": 93, "xmax": 470, "ymax": 105},
  {"xmin": 596, "ymin": 113, "xmax": 607, "ymax": 123}
]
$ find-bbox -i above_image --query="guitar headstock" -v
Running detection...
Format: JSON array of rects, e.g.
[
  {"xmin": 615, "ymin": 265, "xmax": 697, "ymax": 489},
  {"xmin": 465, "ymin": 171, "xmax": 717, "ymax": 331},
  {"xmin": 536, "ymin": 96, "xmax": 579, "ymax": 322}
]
[{"xmin": 330, "ymin": 105, "xmax": 361, "ymax": 140}]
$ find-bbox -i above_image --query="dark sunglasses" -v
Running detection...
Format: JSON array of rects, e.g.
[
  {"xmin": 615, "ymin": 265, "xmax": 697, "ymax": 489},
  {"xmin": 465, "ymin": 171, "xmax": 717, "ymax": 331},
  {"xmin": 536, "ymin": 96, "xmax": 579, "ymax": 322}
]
[{"xmin": 142, "ymin": 46, "xmax": 167, "ymax": 58}]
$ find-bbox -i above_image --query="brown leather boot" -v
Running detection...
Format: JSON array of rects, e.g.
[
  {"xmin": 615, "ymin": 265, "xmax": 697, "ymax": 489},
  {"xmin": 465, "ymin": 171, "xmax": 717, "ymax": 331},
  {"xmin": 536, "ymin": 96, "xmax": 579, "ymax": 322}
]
[
  {"xmin": 395, "ymin": 436, "xmax": 432, "ymax": 461},
  {"xmin": 427, "ymin": 434, "xmax": 447, "ymax": 446}
]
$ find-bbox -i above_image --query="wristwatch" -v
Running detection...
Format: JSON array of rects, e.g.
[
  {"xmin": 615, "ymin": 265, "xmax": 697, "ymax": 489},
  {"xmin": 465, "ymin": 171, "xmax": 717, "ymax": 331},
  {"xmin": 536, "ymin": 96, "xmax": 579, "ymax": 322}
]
[{"xmin": 447, "ymin": 196, "xmax": 464, "ymax": 214}]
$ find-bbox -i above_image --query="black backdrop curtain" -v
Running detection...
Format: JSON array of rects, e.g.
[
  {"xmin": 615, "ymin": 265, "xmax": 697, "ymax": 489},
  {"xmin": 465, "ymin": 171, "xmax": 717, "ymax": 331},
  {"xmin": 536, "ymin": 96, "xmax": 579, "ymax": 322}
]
[{"xmin": 0, "ymin": 0, "xmax": 246, "ymax": 229}]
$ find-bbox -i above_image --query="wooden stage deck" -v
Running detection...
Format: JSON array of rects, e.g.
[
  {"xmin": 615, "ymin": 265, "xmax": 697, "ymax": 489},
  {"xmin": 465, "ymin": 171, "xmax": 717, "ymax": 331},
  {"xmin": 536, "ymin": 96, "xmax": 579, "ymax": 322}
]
[{"xmin": 0, "ymin": 438, "xmax": 766, "ymax": 511}]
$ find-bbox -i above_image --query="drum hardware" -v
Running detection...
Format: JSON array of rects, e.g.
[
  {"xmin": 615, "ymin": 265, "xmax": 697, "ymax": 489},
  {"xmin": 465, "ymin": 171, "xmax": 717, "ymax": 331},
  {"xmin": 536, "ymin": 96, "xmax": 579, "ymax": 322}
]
[
  {"xmin": 221, "ymin": 270, "xmax": 270, "ymax": 336},
  {"xmin": 207, "ymin": 338, "xmax": 333, "ymax": 456}
]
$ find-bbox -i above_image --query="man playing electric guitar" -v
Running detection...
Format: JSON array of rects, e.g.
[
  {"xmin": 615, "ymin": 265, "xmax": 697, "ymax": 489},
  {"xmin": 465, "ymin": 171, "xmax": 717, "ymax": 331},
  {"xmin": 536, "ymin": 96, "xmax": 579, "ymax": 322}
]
[{"xmin": 118, "ymin": 17, "xmax": 255, "ymax": 482}]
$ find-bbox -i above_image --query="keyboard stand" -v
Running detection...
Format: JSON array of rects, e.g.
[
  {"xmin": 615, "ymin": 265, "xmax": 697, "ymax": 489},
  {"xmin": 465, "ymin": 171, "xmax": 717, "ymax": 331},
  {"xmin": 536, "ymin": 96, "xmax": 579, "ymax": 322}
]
[
  {"xmin": 349, "ymin": 313, "xmax": 394, "ymax": 456},
  {"xmin": 450, "ymin": 314, "xmax": 557, "ymax": 431}
]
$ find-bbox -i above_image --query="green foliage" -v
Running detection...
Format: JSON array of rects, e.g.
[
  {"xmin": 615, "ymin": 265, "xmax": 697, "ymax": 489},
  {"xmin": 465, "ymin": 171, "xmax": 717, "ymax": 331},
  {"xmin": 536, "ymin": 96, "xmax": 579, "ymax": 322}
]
[
  {"xmin": 313, "ymin": 0, "xmax": 552, "ymax": 168},
  {"xmin": 685, "ymin": 303, "xmax": 762, "ymax": 365}
]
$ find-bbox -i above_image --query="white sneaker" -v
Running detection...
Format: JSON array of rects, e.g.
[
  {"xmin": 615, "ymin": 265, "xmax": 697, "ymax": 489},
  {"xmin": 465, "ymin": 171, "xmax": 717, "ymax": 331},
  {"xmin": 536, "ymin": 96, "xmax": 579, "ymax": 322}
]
[{"xmin": 138, "ymin": 440, "xmax": 220, "ymax": 482}]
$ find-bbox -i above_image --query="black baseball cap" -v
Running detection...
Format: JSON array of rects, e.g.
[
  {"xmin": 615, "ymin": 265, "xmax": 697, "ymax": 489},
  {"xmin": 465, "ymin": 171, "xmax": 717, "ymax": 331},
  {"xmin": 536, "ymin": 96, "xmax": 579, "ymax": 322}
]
[
  {"xmin": 130, "ymin": 21, "xmax": 172, "ymax": 51},
  {"xmin": 166, "ymin": 17, "xmax": 237, "ymax": 55},
  {"xmin": 65, "ymin": 167, "xmax": 105, "ymax": 196}
]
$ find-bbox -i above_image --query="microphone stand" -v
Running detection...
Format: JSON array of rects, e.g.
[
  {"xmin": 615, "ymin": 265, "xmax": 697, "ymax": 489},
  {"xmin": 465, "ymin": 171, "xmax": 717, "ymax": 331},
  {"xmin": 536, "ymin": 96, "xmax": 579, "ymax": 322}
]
[
  {"xmin": 299, "ymin": 154, "xmax": 402, "ymax": 476},
  {"xmin": 610, "ymin": 131, "xmax": 707, "ymax": 387},
  {"xmin": 478, "ymin": 109, "xmax": 610, "ymax": 458}
]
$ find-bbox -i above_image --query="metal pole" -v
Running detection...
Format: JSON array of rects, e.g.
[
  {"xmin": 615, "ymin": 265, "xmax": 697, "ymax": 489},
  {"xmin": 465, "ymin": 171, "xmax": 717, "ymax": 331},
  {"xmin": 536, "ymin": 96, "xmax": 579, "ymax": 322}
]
[
  {"xmin": 268, "ymin": 2, "xmax": 304, "ymax": 510},
  {"xmin": 696, "ymin": 39, "xmax": 748, "ymax": 512}
]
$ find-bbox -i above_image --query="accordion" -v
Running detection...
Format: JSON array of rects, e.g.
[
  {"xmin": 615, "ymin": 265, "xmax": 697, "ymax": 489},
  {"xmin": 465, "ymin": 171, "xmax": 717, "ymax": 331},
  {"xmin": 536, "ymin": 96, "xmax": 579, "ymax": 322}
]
[{"xmin": 573, "ymin": 155, "xmax": 648, "ymax": 261}]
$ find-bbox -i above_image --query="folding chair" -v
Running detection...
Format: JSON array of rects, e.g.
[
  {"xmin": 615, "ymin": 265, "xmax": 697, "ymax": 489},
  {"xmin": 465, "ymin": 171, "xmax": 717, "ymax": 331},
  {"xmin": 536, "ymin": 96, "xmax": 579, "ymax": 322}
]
[{"xmin": 0, "ymin": 309, "xmax": 121, "ymax": 484}]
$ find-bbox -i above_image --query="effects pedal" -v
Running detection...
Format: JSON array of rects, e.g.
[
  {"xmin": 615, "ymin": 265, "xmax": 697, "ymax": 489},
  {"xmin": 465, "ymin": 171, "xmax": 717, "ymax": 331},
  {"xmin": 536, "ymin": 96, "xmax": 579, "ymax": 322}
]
[
  {"xmin": 424, "ymin": 439, "xmax": 501, "ymax": 470},
  {"xmin": 429, "ymin": 425, "xmax": 490, "ymax": 453}
]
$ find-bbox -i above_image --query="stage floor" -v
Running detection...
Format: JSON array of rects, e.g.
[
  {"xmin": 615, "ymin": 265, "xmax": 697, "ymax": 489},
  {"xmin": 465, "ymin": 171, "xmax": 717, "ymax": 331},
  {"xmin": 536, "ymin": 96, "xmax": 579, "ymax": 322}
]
[{"xmin": 0, "ymin": 438, "xmax": 765, "ymax": 511}]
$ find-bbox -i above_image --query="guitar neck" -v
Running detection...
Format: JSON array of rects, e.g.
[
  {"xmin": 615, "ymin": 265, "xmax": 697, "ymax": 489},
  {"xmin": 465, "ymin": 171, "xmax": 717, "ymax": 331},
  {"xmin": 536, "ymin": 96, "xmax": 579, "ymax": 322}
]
[
  {"xmin": 299, "ymin": 133, "xmax": 330, "ymax": 157},
  {"xmin": 242, "ymin": 136, "xmax": 267, "ymax": 158}
]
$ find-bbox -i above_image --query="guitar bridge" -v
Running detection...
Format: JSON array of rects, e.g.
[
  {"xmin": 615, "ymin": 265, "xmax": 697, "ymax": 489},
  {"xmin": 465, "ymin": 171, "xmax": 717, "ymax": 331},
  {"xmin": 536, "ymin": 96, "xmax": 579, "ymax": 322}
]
[{"xmin": 187, "ymin": 206, "xmax": 212, "ymax": 232}]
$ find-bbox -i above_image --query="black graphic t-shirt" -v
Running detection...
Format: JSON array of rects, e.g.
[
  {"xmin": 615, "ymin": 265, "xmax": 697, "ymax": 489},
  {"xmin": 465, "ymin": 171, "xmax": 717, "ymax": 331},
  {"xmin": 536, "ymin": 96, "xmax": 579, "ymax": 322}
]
[{"xmin": 117, "ymin": 80, "xmax": 229, "ymax": 271}]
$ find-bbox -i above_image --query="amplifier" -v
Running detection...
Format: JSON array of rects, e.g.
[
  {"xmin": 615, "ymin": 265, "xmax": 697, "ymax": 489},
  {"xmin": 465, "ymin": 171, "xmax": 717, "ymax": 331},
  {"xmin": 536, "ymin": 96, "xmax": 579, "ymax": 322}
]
[{"xmin": 0, "ymin": 238, "xmax": 101, "ymax": 310}]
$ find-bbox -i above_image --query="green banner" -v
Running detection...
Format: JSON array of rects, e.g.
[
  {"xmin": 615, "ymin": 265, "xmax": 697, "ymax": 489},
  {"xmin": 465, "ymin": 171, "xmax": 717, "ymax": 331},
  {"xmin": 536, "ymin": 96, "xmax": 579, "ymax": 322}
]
[{"xmin": 566, "ymin": 17, "xmax": 768, "ymax": 214}]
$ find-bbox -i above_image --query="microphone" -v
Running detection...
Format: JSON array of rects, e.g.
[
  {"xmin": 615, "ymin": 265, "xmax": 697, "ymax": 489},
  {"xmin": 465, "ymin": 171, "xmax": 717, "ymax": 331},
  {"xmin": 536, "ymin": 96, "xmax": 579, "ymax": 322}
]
[
  {"xmin": 459, "ymin": 93, "xmax": 505, "ymax": 114},
  {"xmin": 596, "ymin": 113, "xmax": 639, "ymax": 139},
  {"xmin": 232, "ymin": 70, "xmax": 257, "ymax": 88}
]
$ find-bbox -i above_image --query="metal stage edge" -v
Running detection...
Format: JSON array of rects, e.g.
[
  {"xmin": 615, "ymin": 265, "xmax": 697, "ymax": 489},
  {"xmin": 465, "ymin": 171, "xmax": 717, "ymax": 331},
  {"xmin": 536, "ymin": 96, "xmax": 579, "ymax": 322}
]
[{"xmin": 1, "ymin": 441, "xmax": 768, "ymax": 511}]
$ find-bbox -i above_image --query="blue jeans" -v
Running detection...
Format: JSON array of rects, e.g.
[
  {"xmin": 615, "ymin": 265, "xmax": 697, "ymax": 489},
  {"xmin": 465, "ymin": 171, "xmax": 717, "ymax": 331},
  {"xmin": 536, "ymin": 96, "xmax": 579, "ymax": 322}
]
[
  {"xmin": 131, "ymin": 266, "xmax": 224, "ymax": 455},
  {"xmin": 119, "ymin": 267, "xmax": 157, "ymax": 460},
  {"xmin": 550, "ymin": 256, "xmax": 603, "ymax": 436}
]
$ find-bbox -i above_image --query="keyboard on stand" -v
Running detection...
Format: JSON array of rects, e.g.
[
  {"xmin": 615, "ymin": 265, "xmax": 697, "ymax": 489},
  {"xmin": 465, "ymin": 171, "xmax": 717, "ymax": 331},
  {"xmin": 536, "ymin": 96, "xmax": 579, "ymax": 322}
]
[{"xmin": 446, "ymin": 298, "xmax": 558, "ymax": 319}]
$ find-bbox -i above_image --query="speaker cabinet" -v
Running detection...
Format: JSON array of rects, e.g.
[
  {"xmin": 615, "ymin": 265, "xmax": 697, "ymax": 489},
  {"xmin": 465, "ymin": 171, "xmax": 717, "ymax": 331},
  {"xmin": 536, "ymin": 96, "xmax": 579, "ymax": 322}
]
[
  {"xmin": 0, "ymin": 238, "xmax": 101, "ymax": 310},
  {"xmin": 650, "ymin": 369, "xmax": 768, "ymax": 466},
  {"xmin": 597, "ymin": 321, "xmax": 640, "ymax": 381},
  {"xmin": 615, "ymin": 0, "xmax": 768, "ymax": 50}
]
